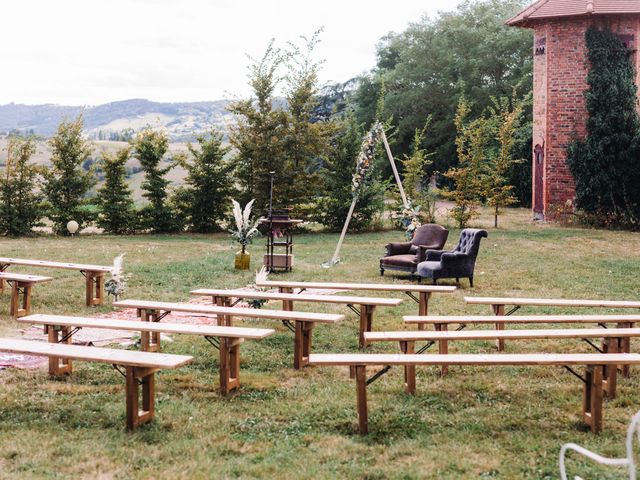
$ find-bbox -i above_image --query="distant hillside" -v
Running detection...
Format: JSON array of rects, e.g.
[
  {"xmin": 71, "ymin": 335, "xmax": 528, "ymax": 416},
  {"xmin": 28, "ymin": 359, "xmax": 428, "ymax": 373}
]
[{"xmin": 0, "ymin": 99, "xmax": 233, "ymax": 140}]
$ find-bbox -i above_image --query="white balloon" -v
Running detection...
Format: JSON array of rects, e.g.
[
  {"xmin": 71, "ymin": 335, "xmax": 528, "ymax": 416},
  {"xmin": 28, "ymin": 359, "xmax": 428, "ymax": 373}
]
[{"xmin": 66, "ymin": 220, "xmax": 79, "ymax": 234}]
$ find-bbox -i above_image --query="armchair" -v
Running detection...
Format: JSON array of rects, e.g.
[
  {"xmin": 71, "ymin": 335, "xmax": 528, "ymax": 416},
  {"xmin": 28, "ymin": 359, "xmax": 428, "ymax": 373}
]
[
  {"xmin": 380, "ymin": 224, "xmax": 449, "ymax": 277},
  {"xmin": 417, "ymin": 228, "xmax": 487, "ymax": 287}
]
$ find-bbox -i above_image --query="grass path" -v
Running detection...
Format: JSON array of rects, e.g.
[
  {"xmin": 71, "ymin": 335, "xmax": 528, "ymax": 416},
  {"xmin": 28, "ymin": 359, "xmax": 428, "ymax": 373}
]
[{"xmin": 0, "ymin": 208, "xmax": 639, "ymax": 478}]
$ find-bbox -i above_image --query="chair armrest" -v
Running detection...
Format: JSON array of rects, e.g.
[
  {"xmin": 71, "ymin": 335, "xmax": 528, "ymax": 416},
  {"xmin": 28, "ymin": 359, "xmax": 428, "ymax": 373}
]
[
  {"xmin": 424, "ymin": 250, "xmax": 445, "ymax": 261},
  {"xmin": 440, "ymin": 252, "xmax": 467, "ymax": 265},
  {"xmin": 417, "ymin": 244, "xmax": 447, "ymax": 262},
  {"xmin": 385, "ymin": 242, "xmax": 413, "ymax": 256}
]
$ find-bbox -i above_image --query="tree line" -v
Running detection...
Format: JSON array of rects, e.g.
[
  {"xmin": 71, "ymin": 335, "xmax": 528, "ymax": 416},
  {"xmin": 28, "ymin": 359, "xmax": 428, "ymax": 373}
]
[{"xmin": 0, "ymin": 0, "xmax": 535, "ymax": 237}]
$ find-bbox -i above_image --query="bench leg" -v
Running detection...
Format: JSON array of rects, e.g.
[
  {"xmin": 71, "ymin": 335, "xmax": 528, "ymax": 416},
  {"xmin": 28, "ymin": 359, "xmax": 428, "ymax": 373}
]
[
  {"xmin": 617, "ymin": 322, "xmax": 632, "ymax": 378},
  {"xmin": 0, "ymin": 264, "xmax": 8, "ymax": 294},
  {"xmin": 214, "ymin": 296, "xmax": 233, "ymax": 326},
  {"xmin": 400, "ymin": 341, "xmax": 416, "ymax": 395},
  {"xmin": 583, "ymin": 365, "xmax": 604, "ymax": 433},
  {"xmin": 126, "ymin": 367, "xmax": 155, "ymax": 430},
  {"xmin": 10, "ymin": 282, "xmax": 33, "ymax": 318},
  {"xmin": 417, "ymin": 292, "xmax": 430, "ymax": 331},
  {"xmin": 140, "ymin": 309, "xmax": 161, "ymax": 352},
  {"xmin": 47, "ymin": 326, "xmax": 73, "ymax": 376},
  {"xmin": 294, "ymin": 321, "xmax": 314, "ymax": 369},
  {"xmin": 435, "ymin": 323, "xmax": 448, "ymax": 376},
  {"xmin": 85, "ymin": 272, "xmax": 105, "ymax": 307},
  {"xmin": 602, "ymin": 338, "xmax": 619, "ymax": 399},
  {"xmin": 491, "ymin": 304, "xmax": 506, "ymax": 351},
  {"xmin": 359, "ymin": 305, "xmax": 375, "ymax": 349},
  {"xmin": 282, "ymin": 298, "xmax": 294, "ymax": 312},
  {"xmin": 355, "ymin": 365, "xmax": 368, "ymax": 434},
  {"xmin": 219, "ymin": 338, "xmax": 242, "ymax": 395}
]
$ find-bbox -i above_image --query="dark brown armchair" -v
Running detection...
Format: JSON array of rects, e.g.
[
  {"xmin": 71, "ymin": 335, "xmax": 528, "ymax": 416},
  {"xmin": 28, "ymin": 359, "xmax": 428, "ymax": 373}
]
[{"xmin": 380, "ymin": 224, "xmax": 449, "ymax": 276}]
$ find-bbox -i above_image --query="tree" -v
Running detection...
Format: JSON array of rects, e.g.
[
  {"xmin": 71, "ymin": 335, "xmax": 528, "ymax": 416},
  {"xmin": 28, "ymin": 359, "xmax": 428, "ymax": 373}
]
[
  {"xmin": 484, "ymin": 97, "xmax": 523, "ymax": 228},
  {"xmin": 174, "ymin": 130, "xmax": 234, "ymax": 233},
  {"xmin": 228, "ymin": 41, "xmax": 288, "ymax": 213},
  {"xmin": 312, "ymin": 110, "xmax": 386, "ymax": 231},
  {"xmin": 401, "ymin": 122, "xmax": 437, "ymax": 223},
  {"xmin": 355, "ymin": 0, "xmax": 532, "ymax": 181},
  {"xmin": 567, "ymin": 27, "xmax": 640, "ymax": 227},
  {"xmin": 43, "ymin": 116, "xmax": 96, "ymax": 235},
  {"xmin": 131, "ymin": 129, "xmax": 179, "ymax": 233},
  {"xmin": 443, "ymin": 99, "xmax": 486, "ymax": 228},
  {"xmin": 96, "ymin": 147, "xmax": 136, "ymax": 234},
  {"xmin": 0, "ymin": 136, "xmax": 43, "ymax": 236}
]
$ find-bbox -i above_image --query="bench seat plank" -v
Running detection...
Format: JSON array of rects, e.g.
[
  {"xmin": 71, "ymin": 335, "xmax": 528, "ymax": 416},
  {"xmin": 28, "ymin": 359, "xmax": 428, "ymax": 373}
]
[
  {"xmin": 0, "ymin": 273, "xmax": 53, "ymax": 283},
  {"xmin": 465, "ymin": 296, "xmax": 640, "ymax": 308},
  {"xmin": 365, "ymin": 328, "xmax": 640, "ymax": 342},
  {"xmin": 309, "ymin": 352, "xmax": 640, "ymax": 366},
  {"xmin": 0, "ymin": 338, "xmax": 192, "ymax": 369},
  {"xmin": 190, "ymin": 289, "xmax": 403, "ymax": 307},
  {"xmin": 404, "ymin": 314, "xmax": 640, "ymax": 324},
  {"xmin": 20, "ymin": 314, "xmax": 274, "ymax": 339},
  {"xmin": 113, "ymin": 299, "xmax": 343, "ymax": 323},
  {"xmin": 0, "ymin": 257, "xmax": 112, "ymax": 273},
  {"xmin": 256, "ymin": 280, "xmax": 456, "ymax": 293}
]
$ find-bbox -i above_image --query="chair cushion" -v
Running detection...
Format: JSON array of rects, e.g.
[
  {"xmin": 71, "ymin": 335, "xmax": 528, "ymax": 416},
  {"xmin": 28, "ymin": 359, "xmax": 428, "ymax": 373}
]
[
  {"xmin": 417, "ymin": 261, "xmax": 442, "ymax": 276},
  {"xmin": 381, "ymin": 254, "xmax": 418, "ymax": 267}
]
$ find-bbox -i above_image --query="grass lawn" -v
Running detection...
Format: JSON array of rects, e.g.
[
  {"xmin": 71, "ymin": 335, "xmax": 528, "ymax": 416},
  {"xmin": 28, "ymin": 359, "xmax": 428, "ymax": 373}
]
[{"xmin": 0, "ymin": 208, "xmax": 639, "ymax": 479}]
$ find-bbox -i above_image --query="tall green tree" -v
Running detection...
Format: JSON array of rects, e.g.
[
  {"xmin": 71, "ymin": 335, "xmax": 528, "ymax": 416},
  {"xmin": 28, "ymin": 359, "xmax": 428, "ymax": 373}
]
[
  {"xmin": 43, "ymin": 116, "xmax": 96, "ymax": 235},
  {"xmin": 567, "ymin": 27, "xmax": 640, "ymax": 226},
  {"xmin": 401, "ymin": 122, "xmax": 437, "ymax": 223},
  {"xmin": 96, "ymin": 147, "xmax": 136, "ymax": 234},
  {"xmin": 312, "ymin": 110, "xmax": 386, "ymax": 231},
  {"xmin": 0, "ymin": 136, "xmax": 43, "ymax": 236},
  {"xmin": 131, "ymin": 129, "xmax": 179, "ymax": 233},
  {"xmin": 174, "ymin": 130, "xmax": 234, "ymax": 233},
  {"xmin": 355, "ymin": 0, "xmax": 532, "ymax": 177},
  {"xmin": 228, "ymin": 42, "xmax": 288, "ymax": 213}
]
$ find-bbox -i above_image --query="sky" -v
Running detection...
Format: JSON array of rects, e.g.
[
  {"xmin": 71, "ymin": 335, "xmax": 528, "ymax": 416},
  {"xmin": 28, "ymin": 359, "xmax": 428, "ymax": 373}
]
[{"xmin": 0, "ymin": 0, "xmax": 462, "ymax": 106}]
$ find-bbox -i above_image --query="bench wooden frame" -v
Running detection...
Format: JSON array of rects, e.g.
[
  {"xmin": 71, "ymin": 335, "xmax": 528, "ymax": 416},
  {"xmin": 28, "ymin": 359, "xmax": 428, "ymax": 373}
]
[
  {"xmin": 113, "ymin": 299, "xmax": 343, "ymax": 370},
  {"xmin": 20, "ymin": 314, "xmax": 274, "ymax": 395},
  {"xmin": 0, "ymin": 338, "xmax": 192, "ymax": 430},
  {"xmin": 404, "ymin": 314, "xmax": 640, "ymax": 376},
  {"xmin": 255, "ymin": 280, "xmax": 455, "ymax": 323},
  {"xmin": 309, "ymin": 352, "xmax": 640, "ymax": 435},
  {"xmin": 365, "ymin": 327, "xmax": 640, "ymax": 396},
  {"xmin": 0, "ymin": 273, "xmax": 52, "ymax": 318},
  {"xmin": 191, "ymin": 288, "xmax": 402, "ymax": 348},
  {"xmin": 0, "ymin": 257, "xmax": 112, "ymax": 307},
  {"xmin": 464, "ymin": 296, "xmax": 640, "ymax": 353}
]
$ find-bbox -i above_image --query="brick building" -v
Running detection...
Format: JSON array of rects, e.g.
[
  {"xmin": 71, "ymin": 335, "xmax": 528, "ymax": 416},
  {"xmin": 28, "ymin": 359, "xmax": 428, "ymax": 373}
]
[{"xmin": 507, "ymin": 0, "xmax": 640, "ymax": 220}]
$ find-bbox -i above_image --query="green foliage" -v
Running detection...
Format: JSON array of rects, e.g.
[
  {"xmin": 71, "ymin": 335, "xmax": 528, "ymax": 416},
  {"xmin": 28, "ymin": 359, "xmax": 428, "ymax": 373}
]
[
  {"xmin": 43, "ymin": 116, "xmax": 96, "ymax": 235},
  {"xmin": 567, "ymin": 27, "xmax": 640, "ymax": 228},
  {"xmin": 444, "ymin": 99, "xmax": 486, "ymax": 228},
  {"xmin": 131, "ymin": 129, "xmax": 181, "ymax": 233},
  {"xmin": 312, "ymin": 111, "xmax": 387, "ymax": 231},
  {"xmin": 355, "ymin": 0, "xmax": 532, "ymax": 179},
  {"xmin": 0, "ymin": 137, "xmax": 43, "ymax": 236},
  {"xmin": 96, "ymin": 147, "xmax": 136, "ymax": 234},
  {"xmin": 228, "ymin": 41, "xmax": 288, "ymax": 213},
  {"xmin": 175, "ymin": 130, "xmax": 234, "ymax": 233},
  {"xmin": 483, "ymin": 97, "xmax": 523, "ymax": 227},
  {"xmin": 401, "ymin": 122, "xmax": 437, "ymax": 223}
]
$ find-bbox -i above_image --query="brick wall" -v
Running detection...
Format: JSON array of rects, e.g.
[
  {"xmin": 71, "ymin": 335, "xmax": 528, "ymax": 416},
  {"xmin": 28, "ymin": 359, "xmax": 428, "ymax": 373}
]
[{"xmin": 530, "ymin": 15, "xmax": 640, "ymax": 219}]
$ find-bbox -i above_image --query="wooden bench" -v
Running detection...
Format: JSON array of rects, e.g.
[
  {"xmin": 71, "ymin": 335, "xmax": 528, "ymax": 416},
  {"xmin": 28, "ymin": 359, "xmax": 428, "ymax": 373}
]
[
  {"xmin": 465, "ymin": 296, "xmax": 640, "ymax": 352},
  {"xmin": 309, "ymin": 352, "xmax": 640, "ymax": 435},
  {"xmin": 113, "ymin": 299, "xmax": 343, "ymax": 369},
  {"xmin": 0, "ymin": 337, "xmax": 192, "ymax": 429},
  {"xmin": 19, "ymin": 314, "xmax": 275, "ymax": 395},
  {"xmin": 255, "ymin": 280, "xmax": 455, "ymax": 322},
  {"xmin": 0, "ymin": 257, "xmax": 112, "ymax": 306},
  {"xmin": 191, "ymin": 288, "xmax": 402, "ymax": 348},
  {"xmin": 365, "ymin": 327, "xmax": 640, "ymax": 393},
  {"xmin": 0, "ymin": 273, "xmax": 52, "ymax": 318}
]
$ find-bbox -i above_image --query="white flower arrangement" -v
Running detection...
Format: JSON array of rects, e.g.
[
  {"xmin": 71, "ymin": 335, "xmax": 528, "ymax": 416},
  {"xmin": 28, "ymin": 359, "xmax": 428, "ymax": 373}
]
[
  {"xmin": 351, "ymin": 121, "xmax": 385, "ymax": 196},
  {"xmin": 229, "ymin": 199, "xmax": 261, "ymax": 254},
  {"xmin": 105, "ymin": 254, "xmax": 128, "ymax": 301},
  {"xmin": 246, "ymin": 266, "xmax": 270, "ymax": 309}
]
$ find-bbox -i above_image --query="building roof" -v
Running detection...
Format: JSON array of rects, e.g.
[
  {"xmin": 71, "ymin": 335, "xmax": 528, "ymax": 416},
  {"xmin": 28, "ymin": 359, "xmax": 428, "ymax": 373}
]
[{"xmin": 507, "ymin": 0, "xmax": 640, "ymax": 27}]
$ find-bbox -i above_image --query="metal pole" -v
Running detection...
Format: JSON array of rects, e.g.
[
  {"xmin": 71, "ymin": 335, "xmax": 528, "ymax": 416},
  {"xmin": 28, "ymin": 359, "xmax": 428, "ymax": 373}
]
[{"xmin": 268, "ymin": 171, "xmax": 275, "ymax": 272}]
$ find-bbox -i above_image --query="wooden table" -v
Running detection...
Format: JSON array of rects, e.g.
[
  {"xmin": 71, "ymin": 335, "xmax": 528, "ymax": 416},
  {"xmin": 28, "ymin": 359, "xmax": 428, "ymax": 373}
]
[
  {"xmin": 0, "ymin": 257, "xmax": 112, "ymax": 306},
  {"xmin": 113, "ymin": 299, "xmax": 343, "ymax": 369},
  {"xmin": 191, "ymin": 288, "xmax": 402, "ymax": 348},
  {"xmin": 0, "ymin": 272, "xmax": 52, "ymax": 317}
]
